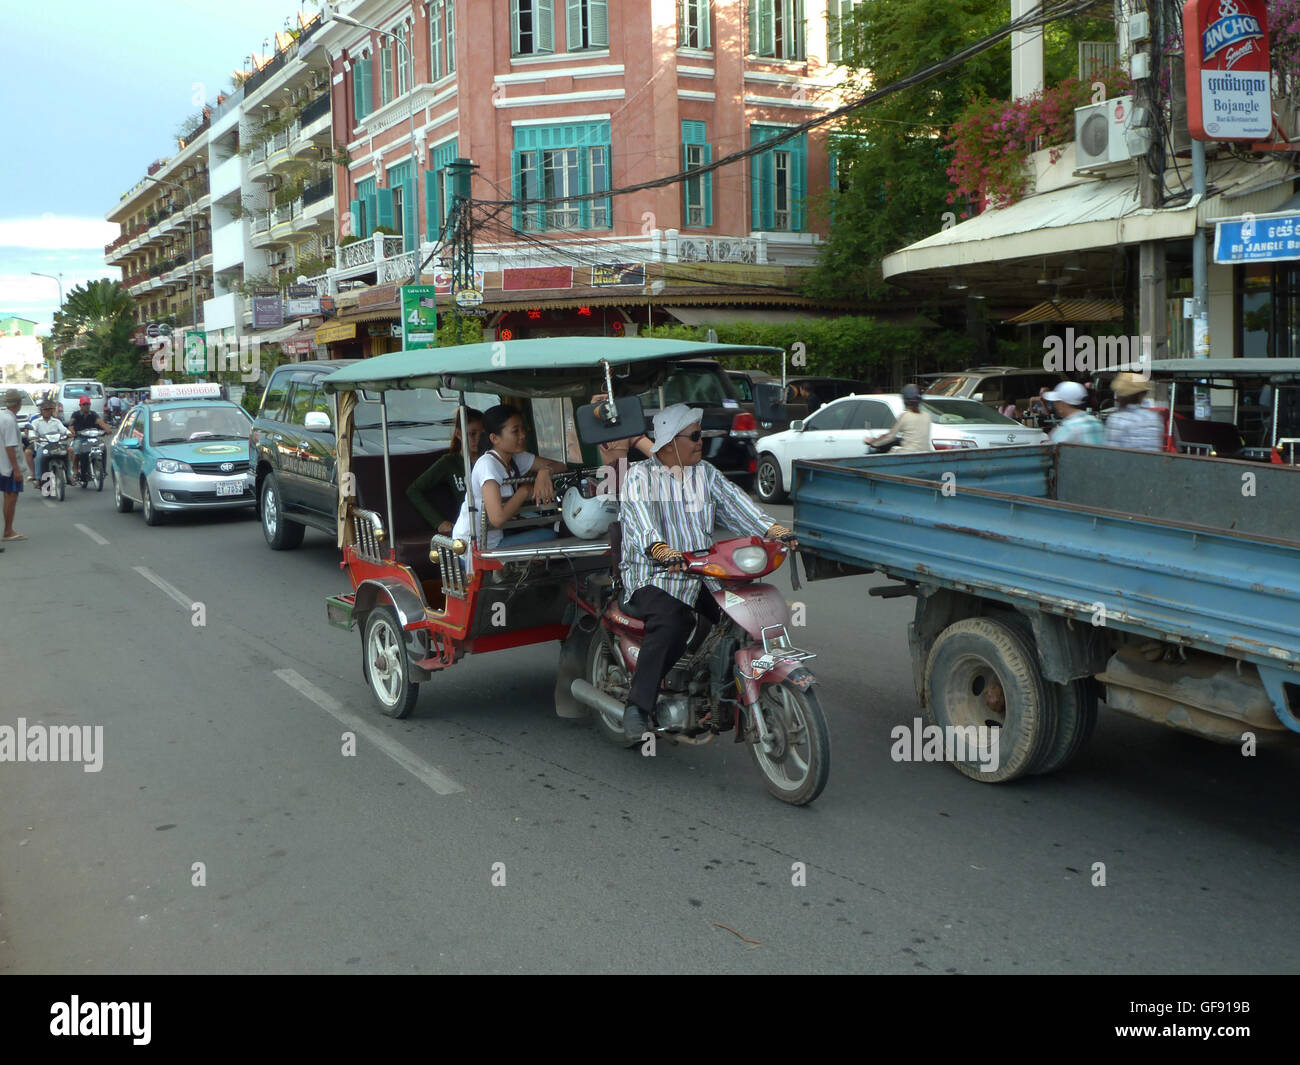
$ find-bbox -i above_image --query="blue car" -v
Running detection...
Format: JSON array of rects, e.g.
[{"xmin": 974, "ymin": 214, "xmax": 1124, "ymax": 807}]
[{"xmin": 110, "ymin": 399, "xmax": 255, "ymax": 526}]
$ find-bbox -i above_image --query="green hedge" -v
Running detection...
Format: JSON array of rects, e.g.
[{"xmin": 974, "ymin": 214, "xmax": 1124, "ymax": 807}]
[{"xmin": 644, "ymin": 316, "xmax": 978, "ymax": 383}]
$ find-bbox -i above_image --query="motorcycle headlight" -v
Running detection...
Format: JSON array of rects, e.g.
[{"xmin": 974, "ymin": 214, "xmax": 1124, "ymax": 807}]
[
  {"xmin": 732, "ymin": 545, "xmax": 769, "ymax": 573},
  {"xmin": 154, "ymin": 459, "xmax": 191, "ymax": 474}
]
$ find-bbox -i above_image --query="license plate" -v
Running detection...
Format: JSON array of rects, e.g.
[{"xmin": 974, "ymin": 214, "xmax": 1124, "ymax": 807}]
[{"xmin": 216, "ymin": 479, "xmax": 244, "ymax": 497}]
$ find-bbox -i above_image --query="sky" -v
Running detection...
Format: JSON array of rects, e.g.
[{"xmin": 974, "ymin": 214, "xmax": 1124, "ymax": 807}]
[{"xmin": 0, "ymin": 0, "xmax": 324, "ymax": 333}]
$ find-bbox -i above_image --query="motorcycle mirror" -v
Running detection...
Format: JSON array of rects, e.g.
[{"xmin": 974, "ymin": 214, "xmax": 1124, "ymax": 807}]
[{"xmin": 575, "ymin": 395, "xmax": 648, "ymax": 445}]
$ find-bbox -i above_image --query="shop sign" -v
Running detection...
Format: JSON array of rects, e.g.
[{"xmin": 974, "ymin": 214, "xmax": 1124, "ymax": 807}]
[
  {"xmin": 1214, "ymin": 212, "xmax": 1300, "ymax": 263},
  {"xmin": 591, "ymin": 263, "xmax": 646, "ymax": 287},
  {"xmin": 1183, "ymin": 0, "xmax": 1272, "ymax": 140}
]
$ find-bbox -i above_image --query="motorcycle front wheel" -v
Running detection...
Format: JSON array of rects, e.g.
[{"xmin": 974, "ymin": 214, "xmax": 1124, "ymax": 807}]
[
  {"xmin": 747, "ymin": 679, "xmax": 830, "ymax": 806},
  {"xmin": 91, "ymin": 455, "xmax": 104, "ymax": 491},
  {"xmin": 53, "ymin": 463, "xmax": 65, "ymax": 502}
]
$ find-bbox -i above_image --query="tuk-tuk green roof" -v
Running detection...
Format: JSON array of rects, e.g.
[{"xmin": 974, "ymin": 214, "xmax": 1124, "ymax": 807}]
[
  {"xmin": 319, "ymin": 337, "xmax": 783, "ymax": 396},
  {"xmin": 1149, "ymin": 358, "xmax": 1300, "ymax": 379}
]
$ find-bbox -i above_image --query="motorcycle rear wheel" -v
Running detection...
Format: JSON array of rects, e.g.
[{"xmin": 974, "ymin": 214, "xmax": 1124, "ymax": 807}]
[
  {"xmin": 586, "ymin": 632, "xmax": 640, "ymax": 748},
  {"xmin": 747, "ymin": 679, "xmax": 830, "ymax": 806}
]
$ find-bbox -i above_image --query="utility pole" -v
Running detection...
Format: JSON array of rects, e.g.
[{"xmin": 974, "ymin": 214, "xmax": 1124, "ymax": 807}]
[
  {"xmin": 1130, "ymin": 0, "xmax": 1167, "ymax": 365},
  {"xmin": 31, "ymin": 271, "xmax": 64, "ymax": 381},
  {"xmin": 447, "ymin": 158, "xmax": 479, "ymax": 336}
]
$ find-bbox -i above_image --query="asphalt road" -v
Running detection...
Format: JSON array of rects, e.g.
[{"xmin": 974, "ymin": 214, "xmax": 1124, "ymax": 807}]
[{"xmin": 2, "ymin": 484, "xmax": 1298, "ymax": 974}]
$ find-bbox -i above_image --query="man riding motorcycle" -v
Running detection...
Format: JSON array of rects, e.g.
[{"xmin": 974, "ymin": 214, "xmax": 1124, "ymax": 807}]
[
  {"xmin": 67, "ymin": 396, "xmax": 111, "ymax": 485},
  {"xmin": 617, "ymin": 402, "xmax": 795, "ymax": 741},
  {"xmin": 26, "ymin": 400, "xmax": 69, "ymax": 485}
]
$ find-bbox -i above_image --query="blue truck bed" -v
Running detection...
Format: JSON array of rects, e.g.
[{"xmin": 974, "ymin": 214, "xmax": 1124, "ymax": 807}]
[{"xmin": 793, "ymin": 444, "xmax": 1300, "ymax": 737}]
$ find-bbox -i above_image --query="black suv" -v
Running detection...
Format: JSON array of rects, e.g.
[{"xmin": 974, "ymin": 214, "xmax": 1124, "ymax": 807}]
[
  {"xmin": 637, "ymin": 359, "xmax": 758, "ymax": 489},
  {"xmin": 251, "ymin": 360, "xmax": 462, "ymax": 549}
]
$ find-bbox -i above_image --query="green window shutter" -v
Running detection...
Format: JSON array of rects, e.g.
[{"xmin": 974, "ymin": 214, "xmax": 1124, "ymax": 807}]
[
  {"xmin": 510, "ymin": 0, "xmax": 520, "ymax": 53},
  {"xmin": 446, "ymin": 2, "xmax": 456, "ymax": 73},
  {"xmin": 425, "ymin": 170, "xmax": 440, "ymax": 240},
  {"xmin": 750, "ymin": 126, "xmax": 775, "ymax": 231},
  {"xmin": 567, "ymin": 0, "xmax": 582, "ymax": 49},
  {"xmin": 431, "ymin": 4, "xmax": 444, "ymax": 80},
  {"xmin": 700, "ymin": 0, "xmax": 711, "ymax": 49},
  {"xmin": 376, "ymin": 188, "xmax": 395, "ymax": 229},
  {"xmin": 361, "ymin": 57, "xmax": 374, "ymax": 117},
  {"xmin": 352, "ymin": 62, "xmax": 365, "ymax": 120},
  {"xmin": 357, "ymin": 178, "xmax": 376, "ymax": 238},
  {"xmin": 746, "ymin": 0, "xmax": 758, "ymax": 53},
  {"xmin": 348, "ymin": 198, "xmax": 363, "ymax": 239},
  {"xmin": 380, "ymin": 46, "xmax": 394, "ymax": 106},
  {"xmin": 537, "ymin": 0, "xmax": 554, "ymax": 52},
  {"xmin": 703, "ymin": 142, "xmax": 714, "ymax": 226},
  {"xmin": 790, "ymin": 133, "xmax": 807, "ymax": 231},
  {"xmin": 590, "ymin": 1, "xmax": 608, "ymax": 47},
  {"xmin": 404, "ymin": 178, "xmax": 418, "ymax": 251}
]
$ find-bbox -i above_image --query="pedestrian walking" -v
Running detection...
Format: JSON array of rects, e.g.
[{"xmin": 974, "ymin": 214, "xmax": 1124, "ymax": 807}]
[
  {"xmin": 1045, "ymin": 381, "xmax": 1103, "ymax": 445},
  {"xmin": 1, "ymin": 389, "xmax": 33, "ymax": 544},
  {"xmin": 1105, "ymin": 372, "xmax": 1165, "ymax": 451}
]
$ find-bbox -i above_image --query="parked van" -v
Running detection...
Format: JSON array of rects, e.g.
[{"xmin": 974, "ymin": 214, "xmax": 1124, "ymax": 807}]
[
  {"xmin": 920, "ymin": 367, "xmax": 1062, "ymax": 414},
  {"xmin": 55, "ymin": 380, "xmax": 107, "ymax": 421}
]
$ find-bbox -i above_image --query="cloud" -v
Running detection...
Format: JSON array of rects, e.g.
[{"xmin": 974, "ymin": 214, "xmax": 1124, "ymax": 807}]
[{"xmin": 0, "ymin": 215, "xmax": 119, "ymax": 250}]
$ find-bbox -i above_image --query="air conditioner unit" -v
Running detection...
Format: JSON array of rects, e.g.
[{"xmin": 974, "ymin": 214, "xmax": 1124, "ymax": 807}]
[
  {"xmin": 1074, "ymin": 95, "xmax": 1138, "ymax": 172},
  {"xmin": 267, "ymin": 251, "xmax": 286, "ymax": 266}
]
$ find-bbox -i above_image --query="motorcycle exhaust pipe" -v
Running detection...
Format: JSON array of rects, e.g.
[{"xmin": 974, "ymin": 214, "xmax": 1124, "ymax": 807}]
[{"xmin": 570, "ymin": 679, "xmax": 625, "ymax": 723}]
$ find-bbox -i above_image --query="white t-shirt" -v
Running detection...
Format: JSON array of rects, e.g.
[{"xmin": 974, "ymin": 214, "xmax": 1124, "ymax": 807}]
[
  {"xmin": 0, "ymin": 409, "xmax": 20, "ymax": 478},
  {"xmin": 451, "ymin": 449, "xmax": 537, "ymax": 551},
  {"xmin": 30, "ymin": 416, "xmax": 67, "ymax": 440}
]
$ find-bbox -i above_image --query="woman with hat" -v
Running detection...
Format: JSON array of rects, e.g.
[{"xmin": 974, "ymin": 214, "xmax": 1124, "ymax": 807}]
[{"xmin": 1105, "ymin": 373, "xmax": 1164, "ymax": 451}]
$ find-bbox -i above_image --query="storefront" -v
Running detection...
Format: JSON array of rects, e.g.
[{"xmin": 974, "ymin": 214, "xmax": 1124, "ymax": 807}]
[{"xmin": 1213, "ymin": 193, "xmax": 1300, "ymax": 359}]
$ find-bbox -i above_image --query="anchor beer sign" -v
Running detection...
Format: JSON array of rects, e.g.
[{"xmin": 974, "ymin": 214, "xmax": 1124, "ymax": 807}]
[{"xmin": 1183, "ymin": 0, "xmax": 1272, "ymax": 141}]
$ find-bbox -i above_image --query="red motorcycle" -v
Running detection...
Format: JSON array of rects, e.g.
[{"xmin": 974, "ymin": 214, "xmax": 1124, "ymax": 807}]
[{"xmin": 568, "ymin": 532, "xmax": 830, "ymax": 806}]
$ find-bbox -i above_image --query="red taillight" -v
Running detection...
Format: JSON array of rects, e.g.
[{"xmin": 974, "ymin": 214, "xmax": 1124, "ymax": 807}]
[
  {"xmin": 748, "ymin": 457, "xmax": 757, "ymax": 473},
  {"xmin": 730, "ymin": 412, "xmax": 758, "ymax": 439},
  {"xmin": 933, "ymin": 438, "xmax": 978, "ymax": 451}
]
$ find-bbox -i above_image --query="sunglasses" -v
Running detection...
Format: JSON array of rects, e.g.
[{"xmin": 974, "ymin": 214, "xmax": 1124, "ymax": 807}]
[{"xmin": 675, "ymin": 430, "xmax": 703, "ymax": 443}]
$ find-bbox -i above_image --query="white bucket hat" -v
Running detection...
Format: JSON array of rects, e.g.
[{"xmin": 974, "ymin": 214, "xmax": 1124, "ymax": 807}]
[{"xmin": 650, "ymin": 403, "xmax": 703, "ymax": 452}]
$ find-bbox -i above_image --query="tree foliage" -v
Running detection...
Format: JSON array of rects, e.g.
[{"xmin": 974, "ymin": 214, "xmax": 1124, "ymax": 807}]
[
  {"xmin": 645, "ymin": 317, "xmax": 976, "ymax": 383},
  {"xmin": 807, "ymin": 0, "xmax": 1114, "ymax": 297},
  {"xmin": 50, "ymin": 279, "xmax": 146, "ymax": 386}
]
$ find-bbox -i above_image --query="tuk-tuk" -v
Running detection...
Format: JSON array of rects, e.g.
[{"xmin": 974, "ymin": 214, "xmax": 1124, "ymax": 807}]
[
  {"xmin": 317, "ymin": 338, "xmax": 828, "ymax": 804},
  {"xmin": 1140, "ymin": 358, "xmax": 1300, "ymax": 463}
]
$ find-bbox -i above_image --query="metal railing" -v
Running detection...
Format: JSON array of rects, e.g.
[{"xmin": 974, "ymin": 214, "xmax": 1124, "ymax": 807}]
[
  {"xmin": 299, "ymin": 92, "xmax": 330, "ymax": 126},
  {"xmin": 677, "ymin": 236, "xmax": 758, "ymax": 264},
  {"xmin": 432, "ymin": 536, "xmax": 467, "ymax": 599},
  {"xmin": 302, "ymin": 177, "xmax": 332, "ymax": 207},
  {"xmin": 352, "ymin": 508, "xmax": 386, "ymax": 563}
]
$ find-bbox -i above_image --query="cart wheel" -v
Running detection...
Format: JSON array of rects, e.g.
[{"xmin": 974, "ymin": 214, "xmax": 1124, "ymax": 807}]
[
  {"xmin": 363, "ymin": 606, "xmax": 419, "ymax": 718},
  {"xmin": 924, "ymin": 617, "xmax": 1054, "ymax": 783}
]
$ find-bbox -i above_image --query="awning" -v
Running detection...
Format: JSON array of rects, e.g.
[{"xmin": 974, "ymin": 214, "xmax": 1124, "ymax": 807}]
[
  {"xmin": 1005, "ymin": 298, "xmax": 1124, "ymax": 324},
  {"xmin": 251, "ymin": 321, "xmax": 317, "ymax": 344},
  {"xmin": 883, "ymin": 158, "xmax": 1298, "ymax": 289},
  {"xmin": 665, "ymin": 307, "xmax": 838, "ymax": 326}
]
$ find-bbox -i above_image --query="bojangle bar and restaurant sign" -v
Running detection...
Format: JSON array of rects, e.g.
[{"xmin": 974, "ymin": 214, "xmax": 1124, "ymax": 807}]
[{"xmin": 1183, "ymin": 0, "xmax": 1272, "ymax": 141}]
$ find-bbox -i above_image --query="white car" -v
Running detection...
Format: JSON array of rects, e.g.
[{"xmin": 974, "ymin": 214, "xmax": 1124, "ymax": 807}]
[{"xmin": 754, "ymin": 393, "xmax": 1048, "ymax": 503}]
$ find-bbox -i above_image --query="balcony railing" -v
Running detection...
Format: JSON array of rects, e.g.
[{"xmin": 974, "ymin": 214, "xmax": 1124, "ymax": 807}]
[
  {"xmin": 302, "ymin": 178, "xmax": 332, "ymax": 207},
  {"xmin": 299, "ymin": 92, "xmax": 329, "ymax": 126},
  {"xmin": 251, "ymin": 212, "xmax": 271, "ymax": 235},
  {"xmin": 338, "ymin": 234, "xmax": 406, "ymax": 270},
  {"xmin": 271, "ymin": 130, "xmax": 290, "ymax": 153},
  {"xmin": 271, "ymin": 203, "xmax": 293, "ymax": 226}
]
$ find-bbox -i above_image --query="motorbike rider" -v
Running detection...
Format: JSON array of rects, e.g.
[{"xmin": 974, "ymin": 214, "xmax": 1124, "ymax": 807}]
[
  {"xmin": 618, "ymin": 402, "xmax": 795, "ymax": 741},
  {"xmin": 26, "ymin": 399, "xmax": 69, "ymax": 485},
  {"xmin": 67, "ymin": 396, "xmax": 111, "ymax": 484},
  {"xmin": 866, "ymin": 383, "xmax": 933, "ymax": 452}
]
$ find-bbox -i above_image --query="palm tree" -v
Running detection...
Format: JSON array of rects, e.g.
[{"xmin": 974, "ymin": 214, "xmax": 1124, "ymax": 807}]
[{"xmin": 51, "ymin": 279, "xmax": 144, "ymax": 385}]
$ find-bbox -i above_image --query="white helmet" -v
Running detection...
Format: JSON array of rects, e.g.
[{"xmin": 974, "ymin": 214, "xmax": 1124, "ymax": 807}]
[{"xmin": 561, "ymin": 483, "xmax": 619, "ymax": 539}]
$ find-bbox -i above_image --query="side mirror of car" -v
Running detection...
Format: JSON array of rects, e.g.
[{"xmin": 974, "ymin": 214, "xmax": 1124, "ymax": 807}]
[
  {"xmin": 972, "ymin": 392, "xmax": 984, "ymax": 402},
  {"xmin": 790, "ymin": 419, "xmax": 804, "ymax": 432},
  {"xmin": 305, "ymin": 411, "xmax": 332, "ymax": 433},
  {"xmin": 121, "ymin": 438, "xmax": 142, "ymax": 450}
]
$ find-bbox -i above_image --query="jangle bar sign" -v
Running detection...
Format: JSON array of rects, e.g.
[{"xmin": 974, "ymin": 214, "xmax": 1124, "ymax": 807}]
[{"xmin": 1183, "ymin": 0, "xmax": 1272, "ymax": 141}]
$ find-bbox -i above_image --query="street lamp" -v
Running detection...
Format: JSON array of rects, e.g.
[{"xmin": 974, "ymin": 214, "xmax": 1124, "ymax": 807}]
[
  {"xmin": 329, "ymin": 9, "xmax": 420, "ymax": 285},
  {"xmin": 140, "ymin": 174, "xmax": 198, "ymax": 331},
  {"xmin": 31, "ymin": 271, "xmax": 64, "ymax": 382}
]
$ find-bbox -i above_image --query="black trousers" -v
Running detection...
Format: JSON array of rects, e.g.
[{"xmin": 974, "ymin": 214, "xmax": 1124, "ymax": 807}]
[{"xmin": 626, "ymin": 584, "xmax": 721, "ymax": 713}]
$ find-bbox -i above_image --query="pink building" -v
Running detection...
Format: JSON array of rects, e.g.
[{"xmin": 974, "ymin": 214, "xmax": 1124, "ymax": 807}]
[{"xmin": 313, "ymin": 0, "xmax": 852, "ymax": 337}]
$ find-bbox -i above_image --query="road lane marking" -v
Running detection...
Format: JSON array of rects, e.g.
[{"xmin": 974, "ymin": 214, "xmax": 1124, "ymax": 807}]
[
  {"xmin": 274, "ymin": 668, "xmax": 465, "ymax": 796},
  {"xmin": 133, "ymin": 566, "xmax": 194, "ymax": 610},
  {"xmin": 75, "ymin": 523, "xmax": 109, "ymax": 545}
]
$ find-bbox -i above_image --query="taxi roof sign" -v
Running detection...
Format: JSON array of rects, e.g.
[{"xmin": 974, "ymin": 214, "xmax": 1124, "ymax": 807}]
[{"xmin": 150, "ymin": 383, "xmax": 223, "ymax": 401}]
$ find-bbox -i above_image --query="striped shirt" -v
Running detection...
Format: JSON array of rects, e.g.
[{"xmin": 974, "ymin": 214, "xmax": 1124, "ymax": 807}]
[
  {"xmin": 620, "ymin": 457, "xmax": 776, "ymax": 607},
  {"xmin": 1050, "ymin": 410, "xmax": 1104, "ymax": 445},
  {"xmin": 1104, "ymin": 405, "xmax": 1165, "ymax": 450}
]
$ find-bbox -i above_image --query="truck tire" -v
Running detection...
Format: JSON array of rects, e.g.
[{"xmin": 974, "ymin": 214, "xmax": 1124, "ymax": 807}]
[
  {"xmin": 998, "ymin": 614, "xmax": 1098, "ymax": 777},
  {"xmin": 924, "ymin": 617, "xmax": 1054, "ymax": 783}
]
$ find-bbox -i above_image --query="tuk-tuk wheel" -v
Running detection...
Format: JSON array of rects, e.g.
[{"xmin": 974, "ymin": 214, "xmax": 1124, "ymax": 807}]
[{"xmin": 363, "ymin": 606, "xmax": 419, "ymax": 718}]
